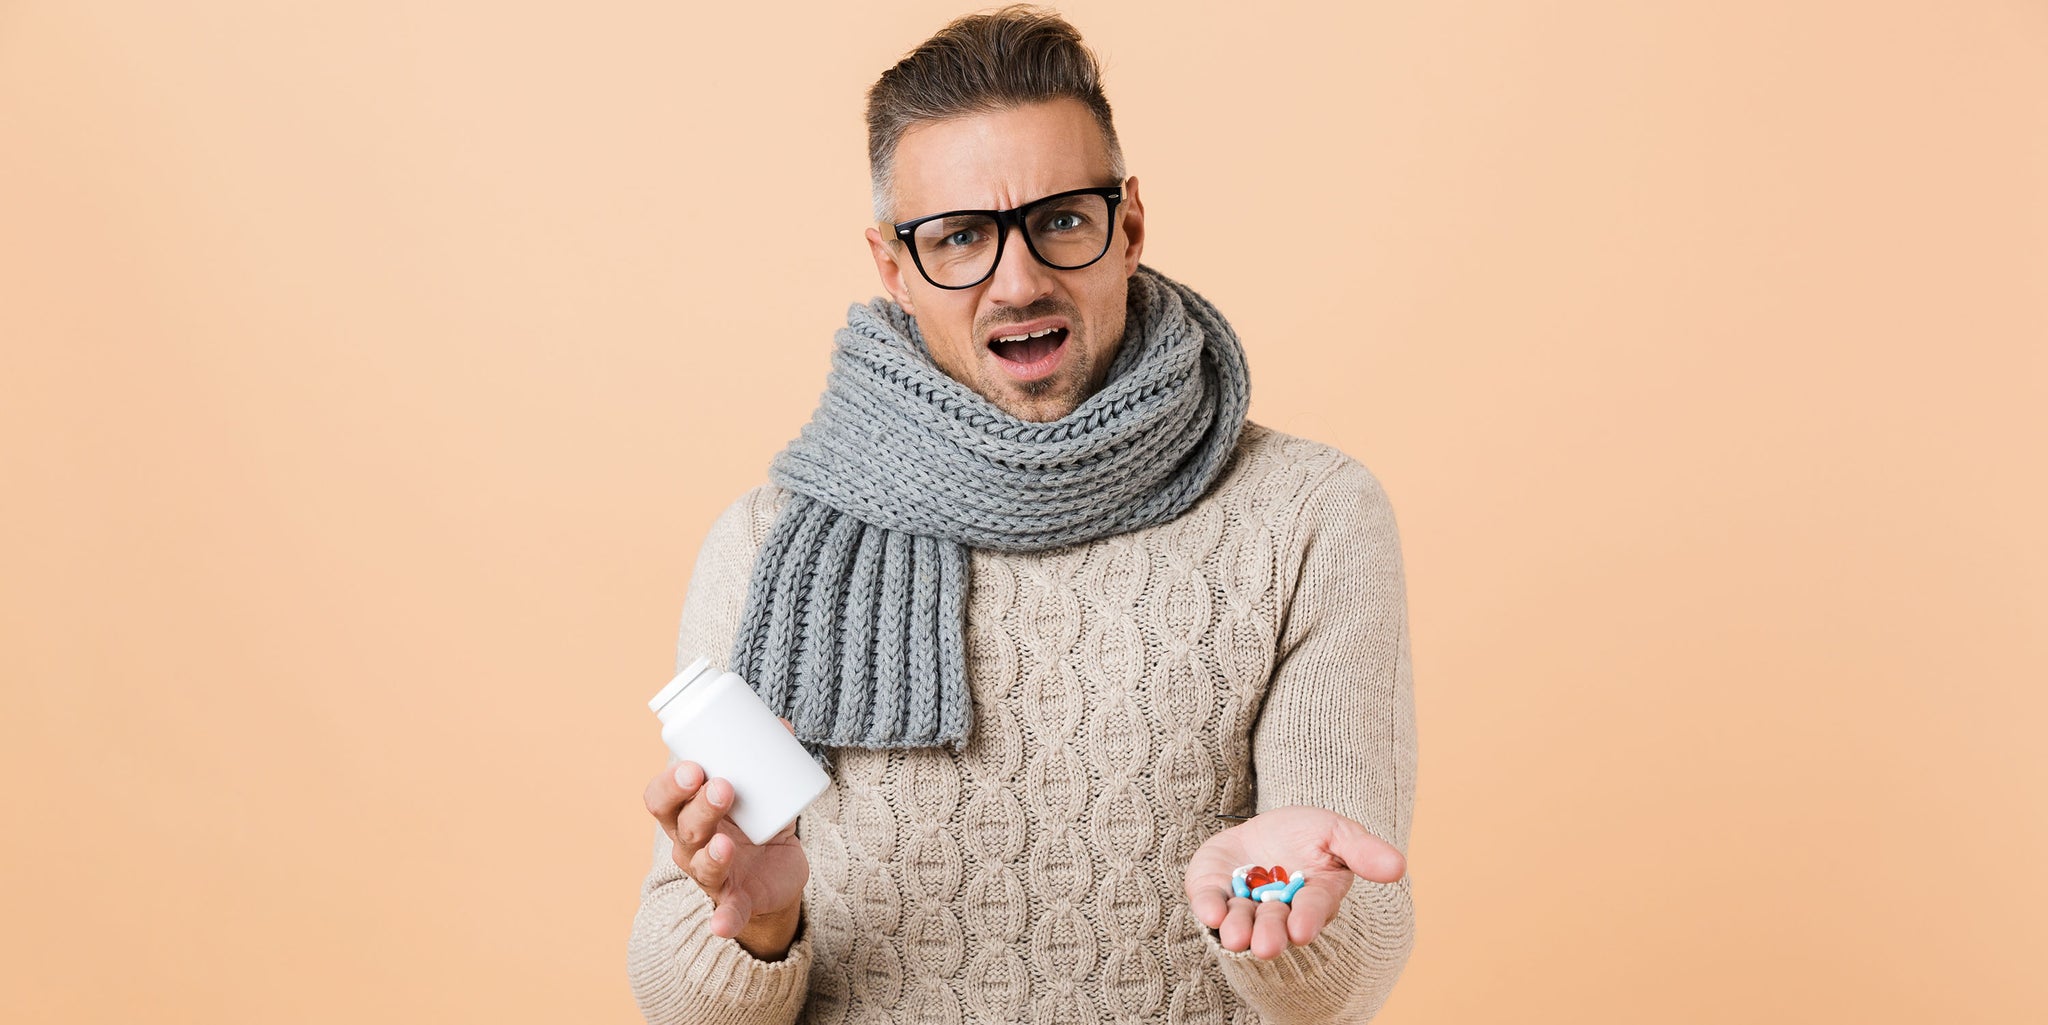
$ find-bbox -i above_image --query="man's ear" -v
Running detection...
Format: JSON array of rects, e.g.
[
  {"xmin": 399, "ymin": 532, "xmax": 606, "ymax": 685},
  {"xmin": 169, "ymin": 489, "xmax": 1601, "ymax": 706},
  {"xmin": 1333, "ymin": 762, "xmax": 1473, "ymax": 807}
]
[
  {"xmin": 865, "ymin": 227, "xmax": 919, "ymax": 315},
  {"xmin": 1117, "ymin": 175, "xmax": 1146, "ymax": 276}
]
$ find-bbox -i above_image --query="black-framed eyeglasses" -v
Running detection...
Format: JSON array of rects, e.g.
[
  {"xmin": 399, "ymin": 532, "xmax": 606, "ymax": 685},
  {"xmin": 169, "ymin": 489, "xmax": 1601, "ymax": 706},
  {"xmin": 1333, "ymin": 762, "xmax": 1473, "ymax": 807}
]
[{"xmin": 891, "ymin": 179, "xmax": 1126, "ymax": 290}]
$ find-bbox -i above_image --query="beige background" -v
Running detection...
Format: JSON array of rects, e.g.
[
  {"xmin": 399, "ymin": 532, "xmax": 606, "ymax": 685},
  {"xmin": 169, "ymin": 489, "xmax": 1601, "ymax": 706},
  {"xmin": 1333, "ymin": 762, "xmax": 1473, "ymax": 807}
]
[{"xmin": 3, "ymin": 1, "xmax": 2043, "ymax": 1021}]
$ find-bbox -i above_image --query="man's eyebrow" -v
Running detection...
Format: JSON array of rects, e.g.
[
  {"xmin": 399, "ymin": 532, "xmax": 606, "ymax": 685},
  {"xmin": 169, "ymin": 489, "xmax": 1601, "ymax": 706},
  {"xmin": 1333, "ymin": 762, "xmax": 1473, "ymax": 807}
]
[{"xmin": 920, "ymin": 186, "xmax": 1097, "ymax": 217}]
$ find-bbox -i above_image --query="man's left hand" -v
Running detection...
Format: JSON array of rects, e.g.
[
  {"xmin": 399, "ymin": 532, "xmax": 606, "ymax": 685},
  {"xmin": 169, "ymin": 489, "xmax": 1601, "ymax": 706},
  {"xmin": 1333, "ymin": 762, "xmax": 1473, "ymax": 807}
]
[{"xmin": 1184, "ymin": 805, "xmax": 1407, "ymax": 959}]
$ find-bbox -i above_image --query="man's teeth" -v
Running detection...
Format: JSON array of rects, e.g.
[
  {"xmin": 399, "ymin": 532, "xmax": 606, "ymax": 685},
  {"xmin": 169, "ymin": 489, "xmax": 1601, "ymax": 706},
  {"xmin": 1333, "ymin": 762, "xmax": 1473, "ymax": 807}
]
[{"xmin": 993, "ymin": 326, "xmax": 1062, "ymax": 343}]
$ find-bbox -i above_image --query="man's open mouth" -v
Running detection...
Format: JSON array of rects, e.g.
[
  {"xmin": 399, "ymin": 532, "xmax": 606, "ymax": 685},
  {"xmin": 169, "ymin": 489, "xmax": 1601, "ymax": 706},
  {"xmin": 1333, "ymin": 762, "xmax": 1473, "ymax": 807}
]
[{"xmin": 988, "ymin": 325, "xmax": 1069, "ymax": 364}]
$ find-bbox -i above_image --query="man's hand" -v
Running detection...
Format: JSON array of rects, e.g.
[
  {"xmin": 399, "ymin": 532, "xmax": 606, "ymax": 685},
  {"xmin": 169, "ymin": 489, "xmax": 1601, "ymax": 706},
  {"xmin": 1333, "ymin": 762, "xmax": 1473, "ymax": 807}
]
[
  {"xmin": 1185, "ymin": 805, "xmax": 1407, "ymax": 960},
  {"xmin": 642, "ymin": 719, "xmax": 810, "ymax": 960}
]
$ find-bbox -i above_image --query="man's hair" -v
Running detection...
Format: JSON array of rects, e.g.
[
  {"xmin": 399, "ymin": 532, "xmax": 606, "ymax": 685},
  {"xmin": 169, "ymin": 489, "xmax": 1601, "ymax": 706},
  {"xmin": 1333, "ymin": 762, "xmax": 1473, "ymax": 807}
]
[{"xmin": 865, "ymin": 4, "xmax": 1127, "ymax": 225}]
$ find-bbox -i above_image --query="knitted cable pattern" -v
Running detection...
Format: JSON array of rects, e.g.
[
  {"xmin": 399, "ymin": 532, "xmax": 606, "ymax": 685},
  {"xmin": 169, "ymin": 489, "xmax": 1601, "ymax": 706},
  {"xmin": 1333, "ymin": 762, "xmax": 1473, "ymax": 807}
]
[{"xmin": 729, "ymin": 262, "xmax": 1250, "ymax": 751}]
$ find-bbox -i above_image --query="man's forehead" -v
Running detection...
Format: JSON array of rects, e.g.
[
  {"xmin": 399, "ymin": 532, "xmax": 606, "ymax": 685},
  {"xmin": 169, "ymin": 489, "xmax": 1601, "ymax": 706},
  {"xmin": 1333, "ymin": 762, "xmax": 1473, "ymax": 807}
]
[{"xmin": 891, "ymin": 99, "xmax": 1113, "ymax": 215}]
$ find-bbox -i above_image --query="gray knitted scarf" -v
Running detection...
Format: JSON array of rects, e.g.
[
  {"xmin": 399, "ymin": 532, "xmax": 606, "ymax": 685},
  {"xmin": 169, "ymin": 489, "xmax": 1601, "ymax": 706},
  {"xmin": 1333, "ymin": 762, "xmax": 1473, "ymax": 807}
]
[{"xmin": 730, "ymin": 262, "xmax": 1249, "ymax": 752}]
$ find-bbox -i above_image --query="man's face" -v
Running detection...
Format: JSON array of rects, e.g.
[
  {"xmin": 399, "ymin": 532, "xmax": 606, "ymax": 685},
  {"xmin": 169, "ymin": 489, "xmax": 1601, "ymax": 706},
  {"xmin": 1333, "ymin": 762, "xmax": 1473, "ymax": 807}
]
[{"xmin": 865, "ymin": 98, "xmax": 1145, "ymax": 423}]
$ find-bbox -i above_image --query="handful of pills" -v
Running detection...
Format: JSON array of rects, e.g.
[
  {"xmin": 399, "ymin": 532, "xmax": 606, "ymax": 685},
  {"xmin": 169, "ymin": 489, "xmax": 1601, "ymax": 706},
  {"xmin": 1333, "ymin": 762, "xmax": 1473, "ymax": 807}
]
[{"xmin": 1231, "ymin": 864, "xmax": 1308, "ymax": 903}]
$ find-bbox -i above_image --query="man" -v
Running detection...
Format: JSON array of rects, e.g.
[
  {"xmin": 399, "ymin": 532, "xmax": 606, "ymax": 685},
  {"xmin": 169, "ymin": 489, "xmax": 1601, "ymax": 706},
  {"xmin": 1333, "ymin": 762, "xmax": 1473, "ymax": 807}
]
[{"xmin": 630, "ymin": 6, "xmax": 1416, "ymax": 1023}]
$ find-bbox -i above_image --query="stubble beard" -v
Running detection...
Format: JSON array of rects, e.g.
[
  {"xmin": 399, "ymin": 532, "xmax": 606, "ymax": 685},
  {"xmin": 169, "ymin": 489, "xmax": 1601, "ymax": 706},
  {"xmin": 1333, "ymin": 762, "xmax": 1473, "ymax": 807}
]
[
  {"xmin": 930, "ymin": 304, "xmax": 1126, "ymax": 423},
  {"xmin": 983, "ymin": 344, "xmax": 1096, "ymax": 422}
]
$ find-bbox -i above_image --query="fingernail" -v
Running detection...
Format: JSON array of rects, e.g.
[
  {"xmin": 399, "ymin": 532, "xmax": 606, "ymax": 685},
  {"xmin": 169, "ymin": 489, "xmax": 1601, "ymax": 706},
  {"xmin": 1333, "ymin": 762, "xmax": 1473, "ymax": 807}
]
[{"xmin": 708, "ymin": 781, "xmax": 730, "ymax": 808}]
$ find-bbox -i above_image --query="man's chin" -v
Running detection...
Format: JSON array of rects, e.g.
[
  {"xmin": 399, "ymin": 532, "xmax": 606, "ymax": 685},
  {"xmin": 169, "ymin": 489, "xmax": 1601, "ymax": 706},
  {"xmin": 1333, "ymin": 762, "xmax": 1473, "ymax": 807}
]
[{"xmin": 985, "ymin": 376, "xmax": 1086, "ymax": 422}]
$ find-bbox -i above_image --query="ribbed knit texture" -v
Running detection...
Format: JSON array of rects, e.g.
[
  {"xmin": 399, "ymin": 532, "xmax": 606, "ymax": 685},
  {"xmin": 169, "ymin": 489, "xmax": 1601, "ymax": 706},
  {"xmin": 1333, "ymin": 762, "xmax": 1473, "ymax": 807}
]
[
  {"xmin": 630, "ymin": 423, "xmax": 1418, "ymax": 1025},
  {"xmin": 732, "ymin": 262, "xmax": 1250, "ymax": 752}
]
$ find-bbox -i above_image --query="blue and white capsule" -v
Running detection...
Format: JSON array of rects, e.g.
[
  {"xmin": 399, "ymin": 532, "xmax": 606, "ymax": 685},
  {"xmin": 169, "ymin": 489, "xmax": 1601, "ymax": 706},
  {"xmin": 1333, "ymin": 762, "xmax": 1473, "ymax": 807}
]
[{"xmin": 1229, "ymin": 864, "xmax": 1309, "ymax": 904}]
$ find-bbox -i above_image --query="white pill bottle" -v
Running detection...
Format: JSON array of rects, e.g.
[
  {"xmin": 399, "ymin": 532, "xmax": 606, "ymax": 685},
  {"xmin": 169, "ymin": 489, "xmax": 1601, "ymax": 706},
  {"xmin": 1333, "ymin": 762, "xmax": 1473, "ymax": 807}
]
[{"xmin": 648, "ymin": 655, "xmax": 831, "ymax": 845}]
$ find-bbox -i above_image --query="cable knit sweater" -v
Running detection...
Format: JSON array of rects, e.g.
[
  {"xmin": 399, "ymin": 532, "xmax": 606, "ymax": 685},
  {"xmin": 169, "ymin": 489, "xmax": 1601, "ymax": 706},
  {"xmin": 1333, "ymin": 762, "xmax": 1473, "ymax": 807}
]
[{"xmin": 628, "ymin": 421, "xmax": 1417, "ymax": 1024}]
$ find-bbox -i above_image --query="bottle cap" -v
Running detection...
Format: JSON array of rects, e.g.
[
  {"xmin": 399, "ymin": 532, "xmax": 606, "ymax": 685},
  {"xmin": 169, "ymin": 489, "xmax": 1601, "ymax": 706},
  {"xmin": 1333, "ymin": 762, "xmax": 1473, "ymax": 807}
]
[{"xmin": 648, "ymin": 656, "xmax": 715, "ymax": 714}]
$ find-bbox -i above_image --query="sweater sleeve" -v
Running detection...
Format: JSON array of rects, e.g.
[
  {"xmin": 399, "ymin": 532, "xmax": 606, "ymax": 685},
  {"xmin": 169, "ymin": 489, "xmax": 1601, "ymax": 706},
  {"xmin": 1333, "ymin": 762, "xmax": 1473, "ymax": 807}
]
[
  {"xmin": 627, "ymin": 486, "xmax": 815, "ymax": 1025},
  {"xmin": 1204, "ymin": 456, "xmax": 1418, "ymax": 1024}
]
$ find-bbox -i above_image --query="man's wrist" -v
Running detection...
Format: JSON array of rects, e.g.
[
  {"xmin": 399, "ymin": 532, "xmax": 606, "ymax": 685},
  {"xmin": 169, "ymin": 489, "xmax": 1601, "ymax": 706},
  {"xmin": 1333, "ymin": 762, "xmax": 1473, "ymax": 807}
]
[{"xmin": 734, "ymin": 903, "xmax": 803, "ymax": 961}]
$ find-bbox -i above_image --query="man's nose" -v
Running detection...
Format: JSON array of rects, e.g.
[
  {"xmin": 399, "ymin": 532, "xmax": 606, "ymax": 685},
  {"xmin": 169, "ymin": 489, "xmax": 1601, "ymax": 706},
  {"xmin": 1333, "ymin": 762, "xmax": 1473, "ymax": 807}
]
[{"xmin": 984, "ymin": 221, "xmax": 1056, "ymax": 306}]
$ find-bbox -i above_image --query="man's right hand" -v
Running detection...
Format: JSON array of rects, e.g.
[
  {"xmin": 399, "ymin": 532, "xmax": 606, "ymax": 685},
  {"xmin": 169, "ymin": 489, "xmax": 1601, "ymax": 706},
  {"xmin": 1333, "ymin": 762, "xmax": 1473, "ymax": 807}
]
[{"xmin": 642, "ymin": 725, "xmax": 810, "ymax": 961}]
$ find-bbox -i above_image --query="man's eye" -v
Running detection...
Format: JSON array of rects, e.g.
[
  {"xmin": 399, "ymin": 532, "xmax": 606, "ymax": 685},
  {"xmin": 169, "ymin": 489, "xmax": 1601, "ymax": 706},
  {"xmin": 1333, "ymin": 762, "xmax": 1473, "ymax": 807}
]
[{"xmin": 942, "ymin": 230, "xmax": 981, "ymax": 247}]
